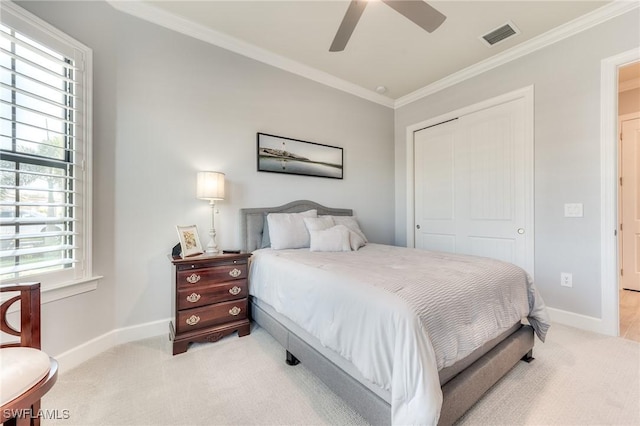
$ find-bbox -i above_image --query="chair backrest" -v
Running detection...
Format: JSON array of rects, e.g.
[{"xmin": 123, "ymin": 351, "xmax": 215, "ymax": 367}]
[{"xmin": 0, "ymin": 282, "xmax": 41, "ymax": 349}]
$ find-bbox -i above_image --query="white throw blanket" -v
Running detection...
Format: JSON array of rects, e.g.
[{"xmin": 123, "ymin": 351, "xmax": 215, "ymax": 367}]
[{"xmin": 249, "ymin": 244, "xmax": 550, "ymax": 425}]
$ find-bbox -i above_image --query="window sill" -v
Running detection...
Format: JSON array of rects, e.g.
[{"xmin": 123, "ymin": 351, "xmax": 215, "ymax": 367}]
[{"xmin": 41, "ymin": 276, "xmax": 103, "ymax": 305}]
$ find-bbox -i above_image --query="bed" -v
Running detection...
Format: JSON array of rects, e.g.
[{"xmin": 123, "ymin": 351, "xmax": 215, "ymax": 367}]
[{"xmin": 240, "ymin": 200, "xmax": 549, "ymax": 425}]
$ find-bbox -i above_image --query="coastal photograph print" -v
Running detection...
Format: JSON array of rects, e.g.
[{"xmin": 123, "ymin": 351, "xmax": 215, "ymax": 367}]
[
  {"xmin": 176, "ymin": 225, "xmax": 204, "ymax": 257},
  {"xmin": 257, "ymin": 133, "xmax": 343, "ymax": 179}
]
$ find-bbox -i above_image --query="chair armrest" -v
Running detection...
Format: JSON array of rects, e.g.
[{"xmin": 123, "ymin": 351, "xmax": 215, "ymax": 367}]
[
  {"xmin": 0, "ymin": 282, "xmax": 40, "ymax": 293},
  {"xmin": 0, "ymin": 282, "xmax": 41, "ymax": 349}
]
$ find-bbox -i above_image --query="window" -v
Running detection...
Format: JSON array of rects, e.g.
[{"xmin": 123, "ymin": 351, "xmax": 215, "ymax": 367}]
[{"xmin": 1, "ymin": 3, "xmax": 93, "ymax": 291}]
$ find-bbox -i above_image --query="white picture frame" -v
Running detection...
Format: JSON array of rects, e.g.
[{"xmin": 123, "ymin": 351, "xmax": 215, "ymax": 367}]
[{"xmin": 176, "ymin": 225, "xmax": 204, "ymax": 257}]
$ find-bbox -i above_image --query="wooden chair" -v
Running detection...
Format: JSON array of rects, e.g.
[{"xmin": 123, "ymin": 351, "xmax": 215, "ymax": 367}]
[{"xmin": 0, "ymin": 283, "xmax": 58, "ymax": 426}]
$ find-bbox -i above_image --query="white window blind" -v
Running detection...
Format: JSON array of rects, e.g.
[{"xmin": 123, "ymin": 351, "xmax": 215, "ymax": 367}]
[{"xmin": 0, "ymin": 3, "xmax": 92, "ymax": 287}]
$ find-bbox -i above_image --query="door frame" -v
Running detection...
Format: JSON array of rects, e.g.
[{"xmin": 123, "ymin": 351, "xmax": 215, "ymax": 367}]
[
  {"xmin": 618, "ymin": 112, "xmax": 640, "ymax": 291},
  {"xmin": 405, "ymin": 85, "xmax": 534, "ymax": 275},
  {"xmin": 600, "ymin": 49, "xmax": 640, "ymax": 337}
]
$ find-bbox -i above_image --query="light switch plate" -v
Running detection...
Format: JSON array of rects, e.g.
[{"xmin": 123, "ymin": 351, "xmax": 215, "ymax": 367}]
[{"xmin": 564, "ymin": 203, "xmax": 584, "ymax": 217}]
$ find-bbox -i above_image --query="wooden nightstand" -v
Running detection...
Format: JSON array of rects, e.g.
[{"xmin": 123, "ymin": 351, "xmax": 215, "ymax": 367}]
[{"xmin": 169, "ymin": 252, "xmax": 251, "ymax": 355}]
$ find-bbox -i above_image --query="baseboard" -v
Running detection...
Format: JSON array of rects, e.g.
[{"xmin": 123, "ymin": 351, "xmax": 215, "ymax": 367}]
[
  {"xmin": 52, "ymin": 308, "xmax": 609, "ymax": 373},
  {"xmin": 546, "ymin": 307, "xmax": 607, "ymax": 335},
  {"xmin": 115, "ymin": 317, "xmax": 171, "ymax": 345},
  {"xmin": 55, "ymin": 317, "xmax": 171, "ymax": 373}
]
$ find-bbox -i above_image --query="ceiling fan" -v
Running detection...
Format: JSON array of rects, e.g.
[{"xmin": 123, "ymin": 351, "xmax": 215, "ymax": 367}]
[{"xmin": 330, "ymin": 0, "xmax": 446, "ymax": 52}]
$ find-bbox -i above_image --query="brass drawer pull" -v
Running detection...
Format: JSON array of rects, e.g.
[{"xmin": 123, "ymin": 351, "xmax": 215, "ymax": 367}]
[
  {"xmin": 228, "ymin": 286, "xmax": 241, "ymax": 296},
  {"xmin": 186, "ymin": 293, "xmax": 201, "ymax": 303},
  {"xmin": 229, "ymin": 306, "xmax": 241, "ymax": 316},
  {"xmin": 186, "ymin": 273, "xmax": 201, "ymax": 284},
  {"xmin": 186, "ymin": 315, "xmax": 200, "ymax": 326},
  {"xmin": 229, "ymin": 268, "xmax": 242, "ymax": 278}
]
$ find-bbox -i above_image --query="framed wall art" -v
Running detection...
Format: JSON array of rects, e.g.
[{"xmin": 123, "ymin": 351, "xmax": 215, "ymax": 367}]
[
  {"xmin": 176, "ymin": 225, "xmax": 204, "ymax": 257},
  {"xmin": 257, "ymin": 133, "xmax": 343, "ymax": 179}
]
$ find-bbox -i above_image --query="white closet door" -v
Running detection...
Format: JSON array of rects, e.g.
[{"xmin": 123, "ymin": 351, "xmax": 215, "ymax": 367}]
[
  {"xmin": 620, "ymin": 117, "xmax": 640, "ymax": 291},
  {"xmin": 414, "ymin": 119, "xmax": 458, "ymax": 254},
  {"xmin": 414, "ymin": 98, "xmax": 531, "ymax": 272}
]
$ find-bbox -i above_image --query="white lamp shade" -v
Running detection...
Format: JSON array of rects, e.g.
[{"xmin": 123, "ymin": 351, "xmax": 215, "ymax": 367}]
[{"xmin": 197, "ymin": 171, "xmax": 225, "ymax": 200}]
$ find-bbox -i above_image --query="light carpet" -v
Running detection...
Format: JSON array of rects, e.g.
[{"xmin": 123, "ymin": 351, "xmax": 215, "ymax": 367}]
[{"xmin": 42, "ymin": 323, "xmax": 640, "ymax": 425}]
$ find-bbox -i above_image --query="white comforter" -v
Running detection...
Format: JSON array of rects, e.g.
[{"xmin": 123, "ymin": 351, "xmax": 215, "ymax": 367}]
[{"xmin": 249, "ymin": 244, "xmax": 550, "ymax": 425}]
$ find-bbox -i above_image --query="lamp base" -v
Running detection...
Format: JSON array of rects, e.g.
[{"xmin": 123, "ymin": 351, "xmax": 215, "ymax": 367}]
[
  {"xmin": 206, "ymin": 229, "xmax": 219, "ymax": 254},
  {"xmin": 205, "ymin": 246, "xmax": 220, "ymax": 255}
]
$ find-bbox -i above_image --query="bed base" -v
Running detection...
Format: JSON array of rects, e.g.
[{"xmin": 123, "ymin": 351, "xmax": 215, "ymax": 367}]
[
  {"xmin": 241, "ymin": 200, "xmax": 536, "ymax": 425},
  {"xmin": 286, "ymin": 350, "xmax": 300, "ymax": 366},
  {"xmin": 252, "ymin": 301, "xmax": 534, "ymax": 426},
  {"xmin": 521, "ymin": 349, "xmax": 535, "ymax": 363}
]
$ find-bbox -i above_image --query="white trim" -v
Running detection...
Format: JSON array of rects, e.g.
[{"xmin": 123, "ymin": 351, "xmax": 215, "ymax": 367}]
[
  {"xmin": 405, "ymin": 86, "xmax": 535, "ymax": 274},
  {"xmin": 82, "ymin": 38, "xmax": 95, "ymax": 284},
  {"xmin": 395, "ymin": 1, "xmax": 639, "ymax": 108},
  {"xmin": 546, "ymin": 307, "xmax": 606, "ymax": 335},
  {"xmin": 0, "ymin": 1, "xmax": 90, "ymax": 56},
  {"xmin": 54, "ymin": 318, "xmax": 171, "ymax": 373},
  {"xmin": 0, "ymin": 277, "xmax": 100, "ymax": 317},
  {"xmin": 104, "ymin": 1, "xmax": 637, "ymax": 110},
  {"xmin": 106, "ymin": 0, "xmax": 394, "ymax": 108},
  {"xmin": 54, "ymin": 328, "xmax": 114, "ymax": 374},
  {"xmin": 600, "ymin": 49, "xmax": 640, "ymax": 337},
  {"xmin": 1, "ymin": 1, "xmax": 96, "ymax": 294},
  {"xmin": 41, "ymin": 276, "xmax": 101, "ymax": 304}
]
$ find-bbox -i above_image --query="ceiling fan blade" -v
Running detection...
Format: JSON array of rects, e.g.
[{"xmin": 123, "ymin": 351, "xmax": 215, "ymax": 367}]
[
  {"xmin": 381, "ymin": 0, "xmax": 446, "ymax": 33},
  {"xmin": 329, "ymin": 0, "xmax": 368, "ymax": 52}
]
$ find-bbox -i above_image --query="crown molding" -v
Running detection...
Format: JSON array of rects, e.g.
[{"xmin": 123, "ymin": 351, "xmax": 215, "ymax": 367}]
[
  {"xmin": 107, "ymin": 1, "xmax": 395, "ymax": 109},
  {"xmin": 394, "ymin": 0, "xmax": 640, "ymax": 108},
  {"xmin": 107, "ymin": 1, "xmax": 637, "ymax": 111}
]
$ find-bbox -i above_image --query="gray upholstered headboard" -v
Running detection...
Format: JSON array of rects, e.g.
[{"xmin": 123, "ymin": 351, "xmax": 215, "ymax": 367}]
[{"xmin": 239, "ymin": 200, "xmax": 352, "ymax": 253}]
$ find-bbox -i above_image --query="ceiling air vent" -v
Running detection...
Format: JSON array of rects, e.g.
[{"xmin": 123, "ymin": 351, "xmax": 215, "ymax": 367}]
[{"xmin": 480, "ymin": 21, "xmax": 520, "ymax": 47}]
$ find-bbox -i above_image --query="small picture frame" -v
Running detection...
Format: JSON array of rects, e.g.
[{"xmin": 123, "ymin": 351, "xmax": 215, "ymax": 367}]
[{"xmin": 176, "ymin": 225, "xmax": 204, "ymax": 258}]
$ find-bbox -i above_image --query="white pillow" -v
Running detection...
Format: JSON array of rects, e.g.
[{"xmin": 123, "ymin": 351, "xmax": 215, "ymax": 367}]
[
  {"xmin": 303, "ymin": 216, "xmax": 335, "ymax": 232},
  {"xmin": 331, "ymin": 216, "xmax": 368, "ymax": 242},
  {"xmin": 267, "ymin": 209, "xmax": 317, "ymax": 250},
  {"xmin": 309, "ymin": 225, "xmax": 351, "ymax": 252},
  {"xmin": 346, "ymin": 230, "xmax": 366, "ymax": 251},
  {"xmin": 327, "ymin": 215, "xmax": 367, "ymax": 250}
]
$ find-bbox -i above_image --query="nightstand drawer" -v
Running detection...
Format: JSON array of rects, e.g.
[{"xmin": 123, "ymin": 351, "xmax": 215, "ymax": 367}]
[
  {"xmin": 176, "ymin": 298, "xmax": 248, "ymax": 334},
  {"xmin": 177, "ymin": 263, "xmax": 247, "ymax": 287},
  {"xmin": 177, "ymin": 281, "xmax": 247, "ymax": 309}
]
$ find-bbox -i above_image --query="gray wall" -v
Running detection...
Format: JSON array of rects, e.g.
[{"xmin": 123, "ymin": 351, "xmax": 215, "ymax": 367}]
[
  {"xmin": 17, "ymin": 0, "xmax": 639, "ymax": 359},
  {"xmin": 395, "ymin": 10, "xmax": 640, "ymax": 319},
  {"xmin": 17, "ymin": 1, "xmax": 394, "ymax": 354}
]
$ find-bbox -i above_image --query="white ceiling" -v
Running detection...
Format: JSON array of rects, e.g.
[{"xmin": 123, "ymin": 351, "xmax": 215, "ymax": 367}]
[{"xmin": 113, "ymin": 1, "xmax": 628, "ymax": 106}]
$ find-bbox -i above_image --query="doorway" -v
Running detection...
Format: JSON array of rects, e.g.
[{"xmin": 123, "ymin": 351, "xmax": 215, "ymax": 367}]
[
  {"xmin": 618, "ymin": 61, "xmax": 640, "ymax": 341},
  {"xmin": 601, "ymin": 49, "xmax": 640, "ymax": 337}
]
